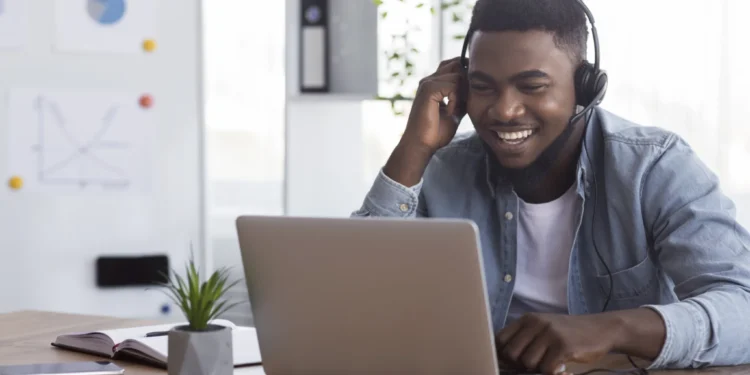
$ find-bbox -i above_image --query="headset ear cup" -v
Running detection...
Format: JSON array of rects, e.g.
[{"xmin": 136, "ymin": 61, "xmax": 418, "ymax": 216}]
[
  {"xmin": 574, "ymin": 62, "xmax": 595, "ymax": 107},
  {"xmin": 592, "ymin": 70, "xmax": 608, "ymax": 105}
]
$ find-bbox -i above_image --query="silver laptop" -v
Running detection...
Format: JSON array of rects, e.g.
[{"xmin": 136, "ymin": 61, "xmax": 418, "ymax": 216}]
[{"xmin": 236, "ymin": 215, "xmax": 500, "ymax": 375}]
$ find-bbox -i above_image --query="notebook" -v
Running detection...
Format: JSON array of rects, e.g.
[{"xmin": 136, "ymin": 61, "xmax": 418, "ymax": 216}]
[{"xmin": 50, "ymin": 319, "xmax": 262, "ymax": 369}]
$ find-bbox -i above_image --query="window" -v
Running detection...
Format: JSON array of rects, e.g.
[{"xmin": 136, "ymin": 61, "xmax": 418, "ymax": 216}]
[
  {"xmin": 201, "ymin": 0, "xmax": 286, "ymax": 324},
  {"xmin": 584, "ymin": 0, "xmax": 750, "ymax": 224},
  {"xmin": 378, "ymin": 0, "xmax": 750, "ymax": 225}
]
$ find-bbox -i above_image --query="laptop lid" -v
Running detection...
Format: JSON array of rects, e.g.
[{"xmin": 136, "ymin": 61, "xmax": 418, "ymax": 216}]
[{"xmin": 236, "ymin": 215, "xmax": 499, "ymax": 375}]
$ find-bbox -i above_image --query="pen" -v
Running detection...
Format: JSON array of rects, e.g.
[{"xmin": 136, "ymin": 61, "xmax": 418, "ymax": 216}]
[{"xmin": 145, "ymin": 331, "xmax": 169, "ymax": 337}]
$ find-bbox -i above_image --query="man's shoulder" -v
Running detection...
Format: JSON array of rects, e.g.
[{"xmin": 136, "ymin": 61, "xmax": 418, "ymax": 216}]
[
  {"xmin": 596, "ymin": 108, "xmax": 678, "ymax": 149},
  {"xmin": 421, "ymin": 131, "xmax": 487, "ymax": 184},
  {"xmin": 594, "ymin": 107, "xmax": 708, "ymax": 184},
  {"xmin": 430, "ymin": 131, "xmax": 487, "ymax": 168},
  {"xmin": 434, "ymin": 131, "xmax": 486, "ymax": 158}
]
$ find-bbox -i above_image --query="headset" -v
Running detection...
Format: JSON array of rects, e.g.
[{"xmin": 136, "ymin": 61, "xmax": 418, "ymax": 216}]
[{"xmin": 458, "ymin": 0, "xmax": 608, "ymax": 127}]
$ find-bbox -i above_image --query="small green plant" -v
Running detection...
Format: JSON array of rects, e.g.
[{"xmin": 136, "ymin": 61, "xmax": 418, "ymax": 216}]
[{"xmin": 157, "ymin": 255, "xmax": 244, "ymax": 331}]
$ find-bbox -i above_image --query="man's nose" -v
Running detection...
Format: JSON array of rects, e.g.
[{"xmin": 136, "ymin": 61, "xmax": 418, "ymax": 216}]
[{"xmin": 489, "ymin": 89, "xmax": 525, "ymax": 123}]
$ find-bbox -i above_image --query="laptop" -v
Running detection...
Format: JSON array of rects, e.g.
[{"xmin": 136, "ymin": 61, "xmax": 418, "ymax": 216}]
[{"xmin": 236, "ymin": 215, "xmax": 500, "ymax": 375}]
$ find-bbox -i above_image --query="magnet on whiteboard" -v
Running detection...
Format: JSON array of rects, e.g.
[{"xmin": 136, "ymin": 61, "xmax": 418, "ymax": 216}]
[
  {"xmin": 143, "ymin": 39, "xmax": 157, "ymax": 52},
  {"xmin": 8, "ymin": 176, "xmax": 23, "ymax": 190},
  {"xmin": 139, "ymin": 94, "xmax": 153, "ymax": 108}
]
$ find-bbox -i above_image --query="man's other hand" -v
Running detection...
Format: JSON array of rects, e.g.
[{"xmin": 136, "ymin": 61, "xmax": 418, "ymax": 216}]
[{"xmin": 495, "ymin": 313, "xmax": 622, "ymax": 375}]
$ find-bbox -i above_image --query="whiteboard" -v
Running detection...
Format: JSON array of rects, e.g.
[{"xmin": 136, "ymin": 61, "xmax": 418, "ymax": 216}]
[{"xmin": 0, "ymin": 0, "xmax": 203, "ymax": 320}]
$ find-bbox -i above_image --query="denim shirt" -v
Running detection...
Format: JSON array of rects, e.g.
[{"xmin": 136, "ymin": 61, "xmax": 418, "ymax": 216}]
[{"xmin": 352, "ymin": 107, "xmax": 750, "ymax": 370}]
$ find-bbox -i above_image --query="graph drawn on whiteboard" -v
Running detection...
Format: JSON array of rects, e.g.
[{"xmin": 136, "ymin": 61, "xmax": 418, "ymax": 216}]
[
  {"xmin": 32, "ymin": 97, "xmax": 130, "ymax": 188},
  {"xmin": 7, "ymin": 89, "xmax": 151, "ymax": 193}
]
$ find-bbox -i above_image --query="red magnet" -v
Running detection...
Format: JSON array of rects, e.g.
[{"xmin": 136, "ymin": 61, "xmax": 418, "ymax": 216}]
[{"xmin": 139, "ymin": 94, "xmax": 153, "ymax": 108}]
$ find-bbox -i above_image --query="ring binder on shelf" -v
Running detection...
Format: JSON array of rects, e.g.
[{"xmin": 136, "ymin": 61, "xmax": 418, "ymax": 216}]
[{"xmin": 300, "ymin": 0, "xmax": 329, "ymax": 92}]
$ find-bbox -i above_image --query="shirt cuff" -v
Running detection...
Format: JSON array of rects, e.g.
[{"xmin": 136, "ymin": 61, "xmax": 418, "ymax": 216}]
[
  {"xmin": 641, "ymin": 302, "xmax": 705, "ymax": 369},
  {"xmin": 358, "ymin": 169, "xmax": 423, "ymax": 217}
]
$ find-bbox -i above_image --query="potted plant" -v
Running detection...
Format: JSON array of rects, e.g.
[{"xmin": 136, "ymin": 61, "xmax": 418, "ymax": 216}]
[{"xmin": 158, "ymin": 256, "xmax": 243, "ymax": 375}]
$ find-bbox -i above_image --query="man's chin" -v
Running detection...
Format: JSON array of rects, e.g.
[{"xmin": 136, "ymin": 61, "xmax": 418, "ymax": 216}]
[
  {"xmin": 484, "ymin": 143, "xmax": 550, "ymax": 185},
  {"xmin": 493, "ymin": 153, "xmax": 545, "ymax": 182},
  {"xmin": 492, "ymin": 153, "xmax": 536, "ymax": 170}
]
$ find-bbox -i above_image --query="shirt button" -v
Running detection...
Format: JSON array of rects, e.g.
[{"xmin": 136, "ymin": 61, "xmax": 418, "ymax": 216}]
[
  {"xmin": 504, "ymin": 274, "xmax": 513, "ymax": 283},
  {"xmin": 505, "ymin": 212, "xmax": 513, "ymax": 220},
  {"xmin": 399, "ymin": 203, "xmax": 409, "ymax": 212}
]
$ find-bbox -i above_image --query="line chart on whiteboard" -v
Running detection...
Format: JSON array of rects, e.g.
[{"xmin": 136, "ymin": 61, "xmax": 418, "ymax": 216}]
[
  {"xmin": 7, "ymin": 89, "xmax": 150, "ymax": 193},
  {"xmin": 31, "ymin": 96, "xmax": 130, "ymax": 189}
]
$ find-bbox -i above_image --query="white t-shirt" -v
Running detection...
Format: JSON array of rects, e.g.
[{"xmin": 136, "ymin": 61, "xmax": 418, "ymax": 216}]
[{"xmin": 506, "ymin": 184, "xmax": 581, "ymax": 323}]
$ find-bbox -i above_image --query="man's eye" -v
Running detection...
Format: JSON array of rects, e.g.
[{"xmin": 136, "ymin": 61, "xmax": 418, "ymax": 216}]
[
  {"xmin": 470, "ymin": 84, "xmax": 492, "ymax": 92},
  {"xmin": 520, "ymin": 84, "xmax": 547, "ymax": 92}
]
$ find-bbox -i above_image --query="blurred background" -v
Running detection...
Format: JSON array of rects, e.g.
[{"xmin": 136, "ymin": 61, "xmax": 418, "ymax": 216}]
[{"xmin": 0, "ymin": 0, "xmax": 748, "ymax": 326}]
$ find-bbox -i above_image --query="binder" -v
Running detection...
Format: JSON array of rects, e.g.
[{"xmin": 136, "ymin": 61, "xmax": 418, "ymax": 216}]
[{"xmin": 300, "ymin": 0, "xmax": 329, "ymax": 92}]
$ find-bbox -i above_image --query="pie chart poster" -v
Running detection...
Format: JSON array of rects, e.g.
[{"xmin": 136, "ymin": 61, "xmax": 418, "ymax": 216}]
[{"xmin": 54, "ymin": 0, "xmax": 157, "ymax": 54}]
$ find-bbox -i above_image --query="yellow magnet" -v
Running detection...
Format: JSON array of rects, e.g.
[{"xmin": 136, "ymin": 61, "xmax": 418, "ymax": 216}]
[
  {"xmin": 8, "ymin": 176, "xmax": 23, "ymax": 190},
  {"xmin": 143, "ymin": 39, "xmax": 157, "ymax": 52}
]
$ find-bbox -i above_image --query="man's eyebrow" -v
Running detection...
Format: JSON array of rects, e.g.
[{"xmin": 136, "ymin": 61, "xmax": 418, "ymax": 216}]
[
  {"xmin": 510, "ymin": 69, "xmax": 550, "ymax": 81},
  {"xmin": 467, "ymin": 71, "xmax": 496, "ymax": 84},
  {"xmin": 467, "ymin": 69, "xmax": 550, "ymax": 83}
]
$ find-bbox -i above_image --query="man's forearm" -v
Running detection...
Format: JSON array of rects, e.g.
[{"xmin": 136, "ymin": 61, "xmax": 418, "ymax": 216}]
[
  {"xmin": 383, "ymin": 142, "xmax": 434, "ymax": 188},
  {"xmin": 608, "ymin": 308, "xmax": 666, "ymax": 360}
]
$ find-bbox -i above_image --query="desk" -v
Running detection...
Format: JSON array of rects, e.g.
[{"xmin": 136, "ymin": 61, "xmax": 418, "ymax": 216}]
[{"xmin": 0, "ymin": 311, "xmax": 747, "ymax": 374}]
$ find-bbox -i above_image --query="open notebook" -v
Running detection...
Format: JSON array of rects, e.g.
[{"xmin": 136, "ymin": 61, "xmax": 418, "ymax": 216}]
[{"xmin": 51, "ymin": 319, "xmax": 262, "ymax": 369}]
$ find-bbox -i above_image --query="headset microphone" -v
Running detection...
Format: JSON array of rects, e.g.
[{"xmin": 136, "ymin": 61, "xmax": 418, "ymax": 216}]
[{"xmin": 568, "ymin": 76, "xmax": 607, "ymax": 127}]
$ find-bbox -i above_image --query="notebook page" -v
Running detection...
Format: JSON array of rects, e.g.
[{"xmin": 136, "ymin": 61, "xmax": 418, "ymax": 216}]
[
  {"xmin": 102, "ymin": 319, "xmax": 237, "ymax": 345},
  {"xmin": 119, "ymin": 326, "xmax": 261, "ymax": 365}
]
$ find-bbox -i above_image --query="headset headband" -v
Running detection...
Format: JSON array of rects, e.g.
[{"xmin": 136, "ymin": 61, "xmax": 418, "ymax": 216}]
[{"xmin": 460, "ymin": 0, "xmax": 600, "ymax": 74}]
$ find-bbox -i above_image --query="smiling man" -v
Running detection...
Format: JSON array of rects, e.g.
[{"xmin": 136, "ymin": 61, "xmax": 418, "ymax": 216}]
[{"xmin": 352, "ymin": 0, "xmax": 750, "ymax": 374}]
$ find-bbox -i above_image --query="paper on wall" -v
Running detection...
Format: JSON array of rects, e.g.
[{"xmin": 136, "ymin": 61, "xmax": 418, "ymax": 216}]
[
  {"xmin": 6, "ymin": 88, "xmax": 153, "ymax": 193},
  {"xmin": 54, "ymin": 0, "xmax": 158, "ymax": 54}
]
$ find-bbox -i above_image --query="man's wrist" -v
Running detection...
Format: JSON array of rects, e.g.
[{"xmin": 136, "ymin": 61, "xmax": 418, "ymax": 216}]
[
  {"xmin": 607, "ymin": 308, "xmax": 666, "ymax": 360},
  {"xmin": 605, "ymin": 311, "xmax": 629, "ymax": 353},
  {"xmin": 383, "ymin": 141, "xmax": 435, "ymax": 187}
]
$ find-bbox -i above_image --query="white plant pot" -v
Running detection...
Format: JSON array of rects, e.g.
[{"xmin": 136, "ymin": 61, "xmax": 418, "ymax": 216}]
[{"xmin": 168, "ymin": 324, "xmax": 233, "ymax": 375}]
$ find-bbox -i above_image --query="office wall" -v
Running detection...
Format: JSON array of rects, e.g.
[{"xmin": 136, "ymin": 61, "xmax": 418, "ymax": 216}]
[
  {"xmin": 0, "ymin": 0, "xmax": 203, "ymax": 319},
  {"xmin": 284, "ymin": 0, "xmax": 384, "ymax": 217}
]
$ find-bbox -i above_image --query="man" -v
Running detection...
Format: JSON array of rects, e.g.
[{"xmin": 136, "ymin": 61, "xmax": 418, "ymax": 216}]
[{"xmin": 352, "ymin": 0, "xmax": 750, "ymax": 374}]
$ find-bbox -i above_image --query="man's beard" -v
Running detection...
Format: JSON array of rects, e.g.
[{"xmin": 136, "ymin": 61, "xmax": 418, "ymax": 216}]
[{"xmin": 484, "ymin": 118, "xmax": 577, "ymax": 190}]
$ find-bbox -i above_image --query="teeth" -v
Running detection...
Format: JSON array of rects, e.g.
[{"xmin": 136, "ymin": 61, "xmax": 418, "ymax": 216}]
[{"xmin": 496, "ymin": 130, "xmax": 533, "ymax": 141}]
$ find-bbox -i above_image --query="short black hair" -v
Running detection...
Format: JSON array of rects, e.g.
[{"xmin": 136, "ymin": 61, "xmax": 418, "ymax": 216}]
[{"xmin": 468, "ymin": 0, "xmax": 589, "ymax": 63}]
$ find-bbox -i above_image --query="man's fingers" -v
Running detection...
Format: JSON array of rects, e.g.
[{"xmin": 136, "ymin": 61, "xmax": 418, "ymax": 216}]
[
  {"xmin": 496, "ymin": 318, "xmax": 525, "ymax": 348},
  {"xmin": 519, "ymin": 329, "xmax": 554, "ymax": 371},
  {"xmin": 538, "ymin": 342, "xmax": 569, "ymax": 375},
  {"xmin": 436, "ymin": 56, "xmax": 461, "ymax": 70},
  {"xmin": 432, "ymin": 72, "xmax": 462, "ymax": 82},
  {"xmin": 430, "ymin": 58, "xmax": 462, "ymax": 77},
  {"xmin": 420, "ymin": 72, "xmax": 461, "ymax": 87},
  {"xmin": 444, "ymin": 92, "xmax": 458, "ymax": 117},
  {"xmin": 500, "ymin": 322, "xmax": 548, "ymax": 366},
  {"xmin": 420, "ymin": 80, "xmax": 458, "ymax": 104}
]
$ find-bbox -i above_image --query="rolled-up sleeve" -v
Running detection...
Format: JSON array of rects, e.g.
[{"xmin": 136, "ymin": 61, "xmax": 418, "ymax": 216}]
[
  {"xmin": 352, "ymin": 169, "xmax": 425, "ymax": 218},
  {"xmin": 641, "ymin": 135, "xmax": 750, "ymax": 369}
]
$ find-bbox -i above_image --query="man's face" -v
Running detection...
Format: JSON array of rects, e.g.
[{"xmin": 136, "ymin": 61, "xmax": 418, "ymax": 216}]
[{"xmin": 466, "ymin": 30, "xmax": 578, "ymax": 170}]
